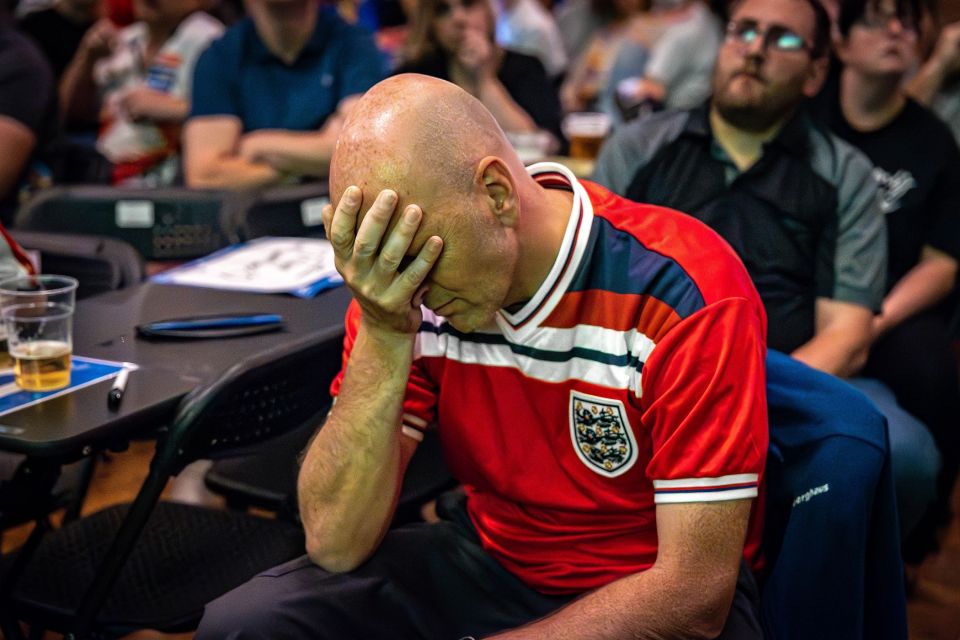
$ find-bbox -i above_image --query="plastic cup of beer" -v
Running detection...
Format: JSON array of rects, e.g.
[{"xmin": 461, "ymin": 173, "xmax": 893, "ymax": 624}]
[
  {"xmin": 562, "ymin": 112, "xmax": 612, "ymax": 160},
  {"xmin": 2, "ymin": 302, "xmax": 74, "ymax": 392},
  {"xmin": 0, "ymin": 274, "xmax": 78, "ymax": 311}
]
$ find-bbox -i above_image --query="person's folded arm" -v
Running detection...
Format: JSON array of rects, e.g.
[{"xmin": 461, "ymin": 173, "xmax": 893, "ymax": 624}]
[
  {"xmin": 791, "ymin": 297, "xmax": 874, "ymax": 378},
  {"xmin": 59, "ymin": 17, "xmax": 117, "ymax": 126},
  {"xmin": 236, "ymin": 95, "xmax": 363, "ymax": 178},
  {"xmin": 486, "ymin": 499, "xmax": 752, "ymax": 640},
  {"xmin": 182, "ymin": 114, "xmax": 281, "ymax": 189},
  {"xmin": 121, "ymin": 87, "xmax": 190, "ymax": 124},
  {"xmin": 874, "ymin": 246, "xmax": 957, "ymax": 338},
  {"xmin": 907, "ymin": 21, "xmax": 960, "ymax": 106}
]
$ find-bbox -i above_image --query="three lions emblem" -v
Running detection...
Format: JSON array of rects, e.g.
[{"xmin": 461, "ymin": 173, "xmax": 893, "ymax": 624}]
[{"xmin": 570, "ymin": 392, "xmax": 637, "ymax": 478}]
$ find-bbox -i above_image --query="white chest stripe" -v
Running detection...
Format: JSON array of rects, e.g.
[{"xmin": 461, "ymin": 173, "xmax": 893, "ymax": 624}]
[{"xmin": 415, "ymin": 324, "xmax": 655, "ymax": 396}]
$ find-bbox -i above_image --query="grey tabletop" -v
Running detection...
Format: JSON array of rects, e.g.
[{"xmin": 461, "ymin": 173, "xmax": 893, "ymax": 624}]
[{"xmin": 0, "ymin": 282, "xmax": 352, "ymax": 458}]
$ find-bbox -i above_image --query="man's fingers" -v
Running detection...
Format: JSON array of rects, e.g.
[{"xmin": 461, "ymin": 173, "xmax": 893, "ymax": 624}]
[
  {"xmin": 395, "ymin": 236, "xmax": 443, "ymax": 295},
  {"xmin": 375, "ymin": 204, "xmax": 422, "ymax": 274},
  {"xmin": 353, "ymin": 189, "xmax": 398, "ymax": 261},
  {"xmin": 327, "ymin": 186, "xmax": 362, "ymax": 258}
]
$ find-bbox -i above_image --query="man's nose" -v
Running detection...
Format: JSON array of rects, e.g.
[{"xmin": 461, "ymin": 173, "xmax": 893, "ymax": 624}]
[{"xmin": 744, "ymin": 33, "xmax": 768, "ymax": 58}]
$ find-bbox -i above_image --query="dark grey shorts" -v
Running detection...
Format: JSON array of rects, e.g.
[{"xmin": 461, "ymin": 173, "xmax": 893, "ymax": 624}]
[{"xmin": 196, "ymin": 492, "xmax": 761, "ymax": 639}]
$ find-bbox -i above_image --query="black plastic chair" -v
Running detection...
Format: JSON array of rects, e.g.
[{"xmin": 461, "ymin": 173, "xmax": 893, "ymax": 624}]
[
  {"xmin": 204, "ymin": 419, "xmax": 456, "ymax": 527},
  {"xmin": 10, "ymin": 230, "xmax": 144, "ymax": 299},
  {"xmin": 14, "ymin": 186, "xmax": 233, "ymax": 260},
  {"xmin": 223, "ymin": 182, "xmax": 330, "ymax": 242},
  {"xmin": 0, "ymin": 329, "xmax": 344, "ymax": 639}
]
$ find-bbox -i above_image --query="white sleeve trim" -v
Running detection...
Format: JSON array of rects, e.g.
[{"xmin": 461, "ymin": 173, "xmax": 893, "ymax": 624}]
[
  {"xmin": 401, "ymin": 425, "xmax": 425, "ymax": 442},
  {"xmin": 653, "ymin": 473, "xmax": 758, "ymax": 489},
  {"xmin": 403, "ymin": 413, "xmax": 429, "ymax": 429}
]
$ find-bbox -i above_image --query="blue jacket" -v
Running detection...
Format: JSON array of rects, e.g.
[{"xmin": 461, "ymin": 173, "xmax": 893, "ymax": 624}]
[{"xmin": 762, "ymin": 350, "xmax": 907, "ymax": 639}]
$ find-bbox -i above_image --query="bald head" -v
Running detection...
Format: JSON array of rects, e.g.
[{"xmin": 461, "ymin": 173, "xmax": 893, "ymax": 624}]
[{"xmin": 329, "ymin": 74, "xmax": 523, "ymax": 215}]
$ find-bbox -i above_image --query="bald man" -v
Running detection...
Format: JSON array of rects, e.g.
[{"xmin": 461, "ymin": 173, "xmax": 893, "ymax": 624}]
[{"xmin": 197, "ymin": 74, "xmax": 768, "ymax": 640}]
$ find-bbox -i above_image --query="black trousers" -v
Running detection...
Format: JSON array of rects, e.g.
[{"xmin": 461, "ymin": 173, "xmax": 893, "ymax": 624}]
[
  {"xmin": 197, "ymin": 493, "xmax": 762, "ymax": 639},
  {"xmin": 862, "ymin": 313, "xmax": 960, "ymax": 525}
]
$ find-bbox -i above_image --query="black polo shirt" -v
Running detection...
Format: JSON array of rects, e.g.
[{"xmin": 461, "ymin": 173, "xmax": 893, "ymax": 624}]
[{"xmin": 593, "ymin": 104, "xmax": 886, "ymax": 353}]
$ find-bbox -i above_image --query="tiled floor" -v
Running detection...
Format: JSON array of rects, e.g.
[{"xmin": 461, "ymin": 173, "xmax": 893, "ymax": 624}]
[{"xmin": 3, "ymin": 440, "xmax": 960, "ymax": 639}]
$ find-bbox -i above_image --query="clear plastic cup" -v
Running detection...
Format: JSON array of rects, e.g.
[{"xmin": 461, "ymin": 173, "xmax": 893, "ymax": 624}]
[
  {"xmin": 2, "ymin": 302, "xmax": 74, "ymax": 391},
  {"xmin": 562, "ymin": 112, "xmax": 613, "ymax": 160},
  {"xmin": 0, "ymin": 274, "xmax": 79, "ymax": 311}
]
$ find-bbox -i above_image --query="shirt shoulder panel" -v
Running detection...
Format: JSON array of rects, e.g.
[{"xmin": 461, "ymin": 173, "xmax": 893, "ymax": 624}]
[{"xmin": 592, "ymin": 109, "xmax": 691, "ymax": 196}]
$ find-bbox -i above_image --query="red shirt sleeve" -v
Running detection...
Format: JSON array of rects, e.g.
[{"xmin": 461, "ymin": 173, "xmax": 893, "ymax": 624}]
[{"xmin": 640, "ymin": 297, "xmax": 768, "ymax": 503}]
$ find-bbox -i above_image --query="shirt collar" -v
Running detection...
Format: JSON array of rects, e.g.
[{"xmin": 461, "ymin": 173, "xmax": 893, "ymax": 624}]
[
  {"xmin": 248, "ymin": 8, "xmax": 334, "ymax": 64},
  {"xmin": 495, "ymin": 162, "xmax": 594, "ymax": 341},
  {"xmin": 683, "ymin": 101, "xmax": 812, "ymax": 165}
]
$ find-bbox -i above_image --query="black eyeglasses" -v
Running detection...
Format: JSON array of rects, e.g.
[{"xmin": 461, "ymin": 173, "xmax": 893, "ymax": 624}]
[
  {"xmin": 435, "ymin": 0, "xmax": 481, "ymax": 18},
  {"xmin": 725, "ymin": 19, "xmax": 812, "ymax": 53},
  {"xmin": 857, "ymin": 8, "xmax": 918, "ymax": 33}
]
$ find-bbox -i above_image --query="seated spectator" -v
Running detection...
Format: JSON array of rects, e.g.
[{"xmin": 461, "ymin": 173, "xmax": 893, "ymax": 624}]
[
  {"xmin": 594, "ymin": 0, "xmax": 940, "ymax": 539},
  {"xmin": 614, "ymin": 0, "xmax": 723, "ymax": 118},
  {"xmin": 560, "ymin": 0, "xmax": 648, "ymax": 116},
  {"xmin": 0, "ymin": 21, "xmax": 58, "ymax": 225},
  {"xmin": 198, "ymin": 72, "xmax": 768, "ymax": 639},
  {"xmin": 17, "ymin": 0, "xmax": 100, "ymax": 80},
  {"xmin": 494, "ymin": 0, "xmax": 568, "ymax": 79},
  {"xmin": 183, "ymin": 0, "xmax": 386, "ymax": 190},
  {"xmin": 59, "ymin": 0, "xmax": 223, "ymax": 186},
  {"xmin": 827, "ymin": 0, "xmax": 960, "ymax": 558},
  {"xmin": 394, "ymin": 0, "xmax": 562, "ymax": 149}
]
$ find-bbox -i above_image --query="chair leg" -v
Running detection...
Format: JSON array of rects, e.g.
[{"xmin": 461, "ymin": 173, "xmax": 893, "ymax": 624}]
[
  {"xmin": 62, "ymin": 455, "xmax": 99, "ymax": 524},
  {"xmin": 0, "ymin": 517, "xmax": 52, "ymax": 640}
]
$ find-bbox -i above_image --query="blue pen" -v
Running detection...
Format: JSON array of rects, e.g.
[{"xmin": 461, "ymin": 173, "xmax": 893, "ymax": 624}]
[{"xmin": 145, "ymin": 314, "xmax": 283, "ymax": 332}]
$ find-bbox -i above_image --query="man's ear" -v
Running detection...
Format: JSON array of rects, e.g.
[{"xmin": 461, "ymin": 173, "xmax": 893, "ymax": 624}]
[
  {"xmin": 477, "ymin": 156, "xmax": 519, "ymax": 227},
  {"xmin": 803, "ymin": 55, "xmax": 830, "ymax": 97}
]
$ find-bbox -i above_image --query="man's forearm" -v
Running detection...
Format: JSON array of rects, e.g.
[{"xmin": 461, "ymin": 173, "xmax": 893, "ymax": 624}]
[
  {"xmin": 60, "ymin": 53, "xmax": 100, "ymax": 125},
  {"xmin": 876, "ymin": 254, "xmax": 957, "ymax": 335},
  {"xmin": 791, "ymin": 331, "xmax": 869, "ymax": 378},
  {"xmin": 487, "ymin": 564, "xmax": 733, "ymax": 640},
  {"xmin": 244, "ymin": 129, "xmax": 339, "ymax": 178},
  {"xmin": 185, "ymin": 155, "xmax": 282, "ymax": 190},
  {"xmin": 297, "ymin": 323, "xmax": 415, "ymax": 572},
  {"xmin": 906, "ymin": 60, "xmax": 949, "ymax": 105}
]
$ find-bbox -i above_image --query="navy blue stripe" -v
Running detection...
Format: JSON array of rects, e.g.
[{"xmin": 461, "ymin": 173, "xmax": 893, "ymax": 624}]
[
  {"xmin": 655, "ymin": 484, "xmax": 757, "ymax": 494},
  {"xmin": 568, "ymin": 218, "xmax": 706, "ymax": 319},
  {"xmin": 419, "ymin": 322, "xmax": 645, "ymax": 373}
]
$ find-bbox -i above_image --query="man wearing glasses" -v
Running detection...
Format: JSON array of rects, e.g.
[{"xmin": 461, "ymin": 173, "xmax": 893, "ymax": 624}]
[
  {"xmin": 595, "ymin": 0, "xmax": 884, "ymax": 374},
  {"xmin": 595, "ymin": 0, "xmax": 936, "ymax": 551}
]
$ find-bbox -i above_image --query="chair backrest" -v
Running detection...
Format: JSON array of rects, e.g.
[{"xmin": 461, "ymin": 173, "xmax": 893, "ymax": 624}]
[
  {"xmin": 224, "ymin": 182, "xmax": 330, "ymax": 242},
  {"xmin": 15, "ymin": 187, "xmax": 231, "ymax": 260},
  {"xmin": 10, "ymin": 230, "xmax": 144, "ymax": 299},
  {"xmin": 68, "ymin": 327, "xmax": 345, "ymax": 633}
]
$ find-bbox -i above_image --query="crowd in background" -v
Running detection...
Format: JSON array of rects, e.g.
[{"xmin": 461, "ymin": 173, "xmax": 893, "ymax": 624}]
[{"xmin": 2, "ymin": 0, "xmax": 960, "ymax": 581}]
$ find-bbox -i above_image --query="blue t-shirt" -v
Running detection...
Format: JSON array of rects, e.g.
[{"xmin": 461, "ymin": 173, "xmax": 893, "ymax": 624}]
[{"xmin": 190, "ymin": 8, "xmax": 386, "ymax": 132}]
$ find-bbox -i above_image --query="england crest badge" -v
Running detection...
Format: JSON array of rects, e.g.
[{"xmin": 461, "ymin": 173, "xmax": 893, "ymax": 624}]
[{"xmin": 570, "ymin": 391, "xmax": 638, "ymax": 478}]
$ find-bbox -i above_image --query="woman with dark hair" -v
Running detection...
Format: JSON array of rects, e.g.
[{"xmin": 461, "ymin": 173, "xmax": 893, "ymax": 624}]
[{"xmin": 394, "ymin": 0, "xmax": 562, "ymax": 151}]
